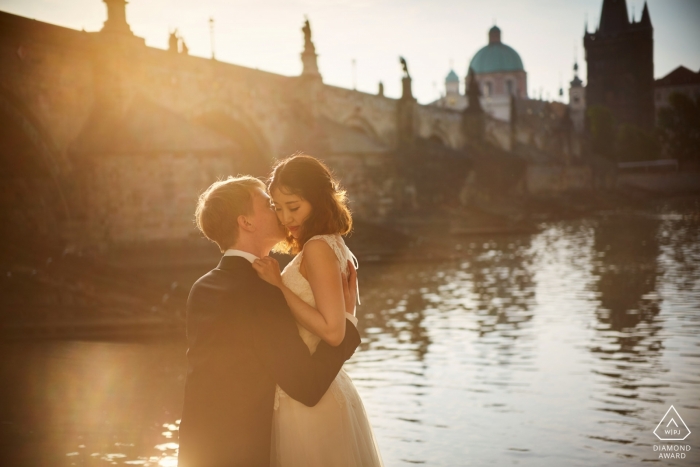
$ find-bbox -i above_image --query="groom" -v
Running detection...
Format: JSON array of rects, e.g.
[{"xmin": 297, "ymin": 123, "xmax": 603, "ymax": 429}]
[{"xmin": 178, "ymin": 176, "xmax": 361, "ymax": 467}]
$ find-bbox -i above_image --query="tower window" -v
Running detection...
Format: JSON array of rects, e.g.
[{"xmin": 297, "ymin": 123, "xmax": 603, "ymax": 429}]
[
  {"xmin": 484, "ymin": 82, "xmax": 493, "ymax": 97},
  {"xmin": 506, "ymin": 80, "xmax": 514, "ymax": 95}
]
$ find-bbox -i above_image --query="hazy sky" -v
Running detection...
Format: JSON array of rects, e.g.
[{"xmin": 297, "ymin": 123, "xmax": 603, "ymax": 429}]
[{"xmin": 1, "ymin": 0, "xmax": 698, "ymax": 104}]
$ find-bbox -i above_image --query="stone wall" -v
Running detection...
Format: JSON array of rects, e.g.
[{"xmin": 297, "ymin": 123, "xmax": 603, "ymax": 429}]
[
  {"xmin": 414, "ymin": 105, "xmax": 463, "ymax": 148},
  {"xmin": 79, "ymin": 151, "xmax": 235, "ymax": 244},
  {"xmin": 322, "ymin": 85, "xmax": 398, "ymax": 147}
]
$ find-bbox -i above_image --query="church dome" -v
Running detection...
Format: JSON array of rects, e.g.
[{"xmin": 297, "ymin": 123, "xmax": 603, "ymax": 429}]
[
  {"xmin": 445, "ymin": 69, "xmax": 459, "ymax": 83},
  {"xmin": 469, "ymin": 26, "xmax": 524, "ymax": 74}
]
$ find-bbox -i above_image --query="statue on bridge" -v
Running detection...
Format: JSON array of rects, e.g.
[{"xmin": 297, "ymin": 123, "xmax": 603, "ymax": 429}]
[
  {"xmin": 300, "ymin": 16, "xmax": 320, "ymax": 77},
  {"xmin": 302, "ymin": 17, "xmax": 313, "ymax": 48},
  {"xmin": 168, "ymin": 29, "xmax": 179, "ymax": 53},
  {"xmin": 399, "ymin": 56, "xmax": 410, "ymax": 78}
]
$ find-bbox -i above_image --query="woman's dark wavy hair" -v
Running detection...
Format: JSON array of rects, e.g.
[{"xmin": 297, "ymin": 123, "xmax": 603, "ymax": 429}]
[{"xmin": 268, "ymin": 154, "xmax": 352, "ymax": 254}]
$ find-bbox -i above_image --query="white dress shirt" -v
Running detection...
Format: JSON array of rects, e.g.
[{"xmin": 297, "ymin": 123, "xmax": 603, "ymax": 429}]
[{"xmin": 223, "ymin": 249, "xmax": 259, "ymax": 264}]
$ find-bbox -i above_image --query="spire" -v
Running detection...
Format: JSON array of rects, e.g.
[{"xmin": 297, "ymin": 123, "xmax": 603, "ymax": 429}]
[
  {"xmin": 598, "ymin": 0, "xmax": 629, "ymax": 34},
  {"xmin": 570, "ymin": 58, "xmax": 583, "ymax": 88},
  {"xmin": 572, "ymin": 46, "xmax": 581, "ymax": 86},
  {"xmin": 640, "ymin": 2, "xmax": 652, "ymax": 28}
]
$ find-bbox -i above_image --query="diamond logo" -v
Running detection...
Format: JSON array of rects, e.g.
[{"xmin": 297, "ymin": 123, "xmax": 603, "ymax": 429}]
[{"xmin": 654, "ymin": 405, "xmax": 691, "ymax": 441}]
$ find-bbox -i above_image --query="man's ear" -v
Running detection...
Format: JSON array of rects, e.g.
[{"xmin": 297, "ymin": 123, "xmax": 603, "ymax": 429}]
[{"xmin": 237, "ymin": 215, "xmax": 255, "ymax": 232}]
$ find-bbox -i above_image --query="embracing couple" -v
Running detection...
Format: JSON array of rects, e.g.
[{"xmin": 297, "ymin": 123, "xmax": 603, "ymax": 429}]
[{"xmin": 177, "ymin": 155, "xmax": 383, "ymax": 467}]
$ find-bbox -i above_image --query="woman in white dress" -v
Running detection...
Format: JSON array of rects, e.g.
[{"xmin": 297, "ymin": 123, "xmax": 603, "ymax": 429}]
[{"xmin": 252, "ymin": 154, "xmax": 383, "ymax": 467}]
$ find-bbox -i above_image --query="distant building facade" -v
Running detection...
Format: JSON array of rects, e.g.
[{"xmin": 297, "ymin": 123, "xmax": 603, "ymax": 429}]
[
  {"xmin": 432, "ymin": 26, "xmax": 527, "ymax": 122},
  {"xmin": 654, "ymin": 66, "xmax": 700, "ymax": 115},
  {"xmin": 584, "ymin": 0, "xmax": 654, "ymax": 129}
]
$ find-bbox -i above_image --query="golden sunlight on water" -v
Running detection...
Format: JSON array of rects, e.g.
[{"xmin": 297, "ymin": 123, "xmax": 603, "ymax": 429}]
[{"xmin": 0, "ymin": 209, "xmax": 698, "ymax": 466}]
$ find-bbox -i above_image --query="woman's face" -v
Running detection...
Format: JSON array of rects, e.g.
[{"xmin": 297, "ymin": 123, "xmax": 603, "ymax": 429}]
[{"xmin": 271, "ymin": 186, "xmax": 313, "ymax": 239}]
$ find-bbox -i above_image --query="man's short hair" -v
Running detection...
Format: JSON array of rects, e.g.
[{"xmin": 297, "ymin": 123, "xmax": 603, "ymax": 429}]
[{"xmin": 195, "ymin": 176, "xmax": 266, "ymax": 252}]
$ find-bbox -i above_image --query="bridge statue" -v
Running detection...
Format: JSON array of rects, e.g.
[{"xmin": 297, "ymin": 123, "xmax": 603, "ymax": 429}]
[
  {"xmin": 399, "ymin": 56, "xmax": 410, "ymax": 78},
  {"xmin": 302, "ymin": 18, "xmax": 312, "ymax": 47}
]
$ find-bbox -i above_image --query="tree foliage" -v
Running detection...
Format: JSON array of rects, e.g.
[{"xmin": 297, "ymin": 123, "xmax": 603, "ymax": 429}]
[
  {"xmin": 587, "ymin": 105, "xmax": 660, "ymax": 162},
  {"xmin": 616, "ymin": 123, "xmax": 660, "ymax": 162},
  {"xmin": 587, "ymin": 105, "xmax": 616, "ymax": 160},
  {"xmin": 657, "ymin": 92, "xmax": 700, "ymax": 164}
]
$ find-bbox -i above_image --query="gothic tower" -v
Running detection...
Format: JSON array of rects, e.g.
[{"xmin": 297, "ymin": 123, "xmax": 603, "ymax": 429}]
[{"xmin": 584, "ymin": 0, "xmax": 654, "ymax": 129}]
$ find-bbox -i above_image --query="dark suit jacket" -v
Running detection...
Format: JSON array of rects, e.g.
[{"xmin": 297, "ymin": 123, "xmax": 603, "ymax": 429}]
[{"xmin": 177, "ymin": 255, "xmax": 361, "ymax": 467}]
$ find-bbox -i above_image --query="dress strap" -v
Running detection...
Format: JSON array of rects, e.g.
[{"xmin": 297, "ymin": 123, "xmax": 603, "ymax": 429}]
[{"xmin": 348, "ymin": 248, "xmax": 361, "ymax": 306}]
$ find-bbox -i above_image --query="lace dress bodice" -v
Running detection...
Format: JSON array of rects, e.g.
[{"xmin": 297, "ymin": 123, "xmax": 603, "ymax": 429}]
[{"xmin": 280, "ymin": 234, "xmax": 359, "ymax": 355}]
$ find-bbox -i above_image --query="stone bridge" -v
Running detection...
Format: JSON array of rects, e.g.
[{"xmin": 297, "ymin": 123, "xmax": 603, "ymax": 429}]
[{"xmin": 0, "ymin": 1, "xmax": 581, "ymax": 249}]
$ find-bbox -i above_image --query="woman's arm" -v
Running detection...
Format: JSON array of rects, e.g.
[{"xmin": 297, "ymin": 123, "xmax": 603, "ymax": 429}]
[{"xmin": 252, "ymin": 242, "xmax": 356, "ymax": 347}]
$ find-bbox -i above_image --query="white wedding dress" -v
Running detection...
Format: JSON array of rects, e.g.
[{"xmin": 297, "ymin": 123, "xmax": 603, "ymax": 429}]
[{"xmin": 271, "ymin": 234, "xmax": 383, "ymax": 467}]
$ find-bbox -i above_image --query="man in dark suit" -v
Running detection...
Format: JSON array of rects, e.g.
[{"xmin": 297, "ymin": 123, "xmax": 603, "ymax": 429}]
[{"xmin": 178, "ymin": 176, "xmax": 361, "ymax": 467}]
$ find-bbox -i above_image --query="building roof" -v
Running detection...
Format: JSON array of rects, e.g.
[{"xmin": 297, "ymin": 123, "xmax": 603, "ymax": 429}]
[
  {"xmin": 470, "ymin": 43, "xmax": 524, "ymax": 74},
  {"xmin": 598, "ymin": 0, "xmax": 630, "ymax": 34},
  {"xmin": 445, "ymin": 69, "xmax": 459, "ymax": 83},
  {"xmin": 570, "ymin": 74, "xmax": 583, "ymax": 87},
  {"xmin": 469, "ymin": 27, "xmax": 524, "ymax": 74},
  {"xmin": 655, "ymin": 66, "xmax": 700, "ymax": 87}
]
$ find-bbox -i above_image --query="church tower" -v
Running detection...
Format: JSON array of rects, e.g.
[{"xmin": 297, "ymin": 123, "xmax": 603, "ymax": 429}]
[
  {"xmin": 569, "ymin": 60, "xmax": 586, "ymax": 134},
  {"xmin": 584, "ymin": 0, "xmax": 654, "ymax": 129},
  {"xmin": 445, "ymin": 69, "xmax": 460, "ymax": 96}
]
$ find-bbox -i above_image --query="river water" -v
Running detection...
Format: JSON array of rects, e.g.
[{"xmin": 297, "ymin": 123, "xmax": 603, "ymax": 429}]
[{"xmin": 1, "ymin": 208, "xmax": 699, "ymax": 466}]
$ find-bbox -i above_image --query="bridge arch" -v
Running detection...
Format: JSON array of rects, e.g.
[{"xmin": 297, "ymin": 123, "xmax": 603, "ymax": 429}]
[
  {"xmin": 190, "ymin": 103, "xmax": 273, "ymax": 176},
  {"xmin": 428, "ymin": 119, "xmax": 452, "ymax": 147},
  {"xmin": 343, "ymin": 112, "xmax": 383, "ymax": 144},
  {"xmin": 0, "ymin": 88, "xmax": 70, "ymax": 246}
]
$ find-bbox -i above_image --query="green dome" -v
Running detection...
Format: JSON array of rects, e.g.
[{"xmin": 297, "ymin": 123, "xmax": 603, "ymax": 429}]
[
  {"xmin": 469, "ymin": 27, "xmax": 524, "ymax": 74},
  {"xmin": 470, "ymin": 44, "xmax": 524, "ymax": 74}
]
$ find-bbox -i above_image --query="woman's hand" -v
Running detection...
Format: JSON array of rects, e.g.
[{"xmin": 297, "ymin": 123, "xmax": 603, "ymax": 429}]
[{"xmin": 252, "ymin": 256, "xmax": 283, "ymax": 289}]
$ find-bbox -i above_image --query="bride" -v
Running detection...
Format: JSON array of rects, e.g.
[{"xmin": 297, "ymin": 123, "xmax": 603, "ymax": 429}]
[{"xmin": 252, "ymin": 154, "xmax": 383, "ymax": 467}]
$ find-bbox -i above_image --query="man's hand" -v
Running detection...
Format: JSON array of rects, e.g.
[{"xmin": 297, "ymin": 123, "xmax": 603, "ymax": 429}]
[
  {"xmin": 342, "ymin": 260, "xmax": 357, "ymax": 316},
  {"xmin": 252, "ymin": 256, "xmax": 283, "ymax": 289}
]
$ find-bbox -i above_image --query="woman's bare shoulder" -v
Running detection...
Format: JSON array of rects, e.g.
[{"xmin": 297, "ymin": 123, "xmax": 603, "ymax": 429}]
[{"xmin": 303, "ymin": 237, "xmax": 337, "ymax": 261}]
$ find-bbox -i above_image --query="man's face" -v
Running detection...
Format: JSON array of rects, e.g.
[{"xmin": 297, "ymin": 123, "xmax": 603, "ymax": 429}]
[{"xmin": 249, "ymin": 188, "xmax": 285, "ymax": 247}]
